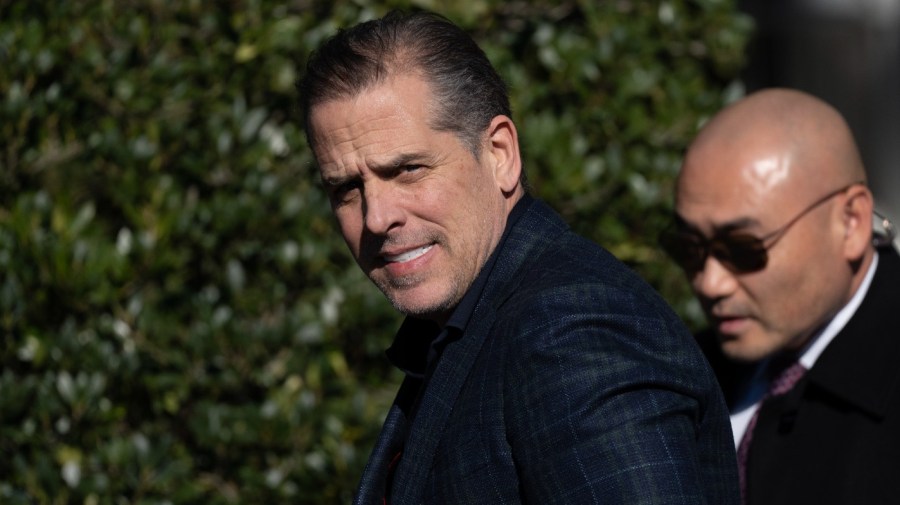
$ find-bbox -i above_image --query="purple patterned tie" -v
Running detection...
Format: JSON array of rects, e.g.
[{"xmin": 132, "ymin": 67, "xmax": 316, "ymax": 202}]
[{"xmin": 736, "ymin": 360, "xmax": 807, "ymax": 504}]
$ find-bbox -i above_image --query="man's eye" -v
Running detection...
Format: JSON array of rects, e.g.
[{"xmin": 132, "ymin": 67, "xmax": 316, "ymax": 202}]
[
  {"xmin": 331, "ymin": 181, "xmax": 361, "ymax": 203},
  {"xmin": 395, "ymin": 164, "xmax": 426, "ymax": 177}
]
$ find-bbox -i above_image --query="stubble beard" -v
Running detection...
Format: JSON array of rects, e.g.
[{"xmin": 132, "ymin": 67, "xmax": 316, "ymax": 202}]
[{"xmin": 372, "ymin": 268, "xmax": 463, "ymax": 320}]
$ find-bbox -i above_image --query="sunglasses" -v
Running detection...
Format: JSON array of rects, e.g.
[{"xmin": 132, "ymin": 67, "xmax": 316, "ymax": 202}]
[{"xmin": 660, "ymin": 182, "xmax": 861, "ymax": 274}]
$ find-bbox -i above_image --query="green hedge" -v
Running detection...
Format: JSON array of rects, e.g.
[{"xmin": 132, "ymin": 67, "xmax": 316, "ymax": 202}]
[{"xmin": 0, "ymin": 1, "xmax": 751, "ymax": 503}]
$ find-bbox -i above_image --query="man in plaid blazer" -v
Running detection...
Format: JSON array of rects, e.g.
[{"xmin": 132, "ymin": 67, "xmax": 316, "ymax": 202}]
[{"xmin": 299, "ymin": 9, "xmax": 738, "ymax": 504}]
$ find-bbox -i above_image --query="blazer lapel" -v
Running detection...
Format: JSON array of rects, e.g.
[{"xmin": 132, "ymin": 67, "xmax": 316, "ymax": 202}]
[
  {"xmin": 805, "ymin": 246, "xmax": 900, "ymax": 419},
  {"xmin": 388, "ymin": 301, "xmax": 498, "ymax": 503}
]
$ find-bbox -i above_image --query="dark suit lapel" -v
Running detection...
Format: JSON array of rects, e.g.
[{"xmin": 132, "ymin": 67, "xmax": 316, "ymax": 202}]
[
  {"xmin": 804, "ymin": 246, "xmax": 900, "ymax": 419},
  {"xmin": 389, "ymin": 199, "xmax": 565, "ymax": 503}
]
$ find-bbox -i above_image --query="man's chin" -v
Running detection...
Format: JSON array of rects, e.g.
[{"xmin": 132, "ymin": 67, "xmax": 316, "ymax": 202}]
[
  {"xmin": 719, "ymin": 337, "xmax": 772, "ymax": 364},
  {"xmin": 373, "ymin": 270, "xmax": 465, "ymax": 322},
  {"xmin": 384, "ymin": 288, "xmax": 458, "ymax": 322}
]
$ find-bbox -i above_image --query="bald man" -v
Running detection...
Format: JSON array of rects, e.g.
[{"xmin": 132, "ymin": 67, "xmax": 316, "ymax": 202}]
[{"xmin": 662, "ymin": 88, "xmax": 900, "ymax": 505}]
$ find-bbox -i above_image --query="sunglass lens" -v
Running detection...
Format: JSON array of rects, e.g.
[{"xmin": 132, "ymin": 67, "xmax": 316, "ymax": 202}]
[
  {"xmin": 717, "ymin": 235, "xmax": 768, "ymax": 273},
  {"xmin": 661, "ymin": 231, "xmax": 706, "ymax": 272}
]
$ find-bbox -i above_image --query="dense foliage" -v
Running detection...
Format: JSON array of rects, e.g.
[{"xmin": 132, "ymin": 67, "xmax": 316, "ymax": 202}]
[{"xmin": 0, "ymin": 0, "xmax": 751, "ymax": 503}]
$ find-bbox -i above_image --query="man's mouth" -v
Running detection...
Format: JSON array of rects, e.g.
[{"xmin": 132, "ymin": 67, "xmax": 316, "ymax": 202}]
[
  {"xmin": 714, "ymin": 315, "xmax": 749, "ymax": 335},
  {"xmin": 383, "ymin": 244, "xmax": 434, "ymax": 263}
]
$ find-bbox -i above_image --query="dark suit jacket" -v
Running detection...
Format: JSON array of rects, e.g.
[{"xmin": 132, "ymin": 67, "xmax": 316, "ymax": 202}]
[
  {"xmin": 704, "ymin": 246, "xmax": 900, "ymax": 505},
  {"xmin": 355, "ymin": 198, "xmax": 739, "ymax": 504}
]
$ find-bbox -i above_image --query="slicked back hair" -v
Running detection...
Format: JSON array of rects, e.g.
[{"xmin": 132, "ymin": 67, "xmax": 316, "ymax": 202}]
[{"xmin": 298, "ymin": 10, "xmax": 512, "ymax": 160}]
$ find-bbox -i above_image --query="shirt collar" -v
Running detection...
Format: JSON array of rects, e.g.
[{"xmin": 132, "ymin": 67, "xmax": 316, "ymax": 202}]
[
  {"xmin": 798, "ymin": 250, "xmax": 879, "ymax": 369},
  {"xmin": 385, "ymin": 317, "xmax": 442, "ymax": 378}
]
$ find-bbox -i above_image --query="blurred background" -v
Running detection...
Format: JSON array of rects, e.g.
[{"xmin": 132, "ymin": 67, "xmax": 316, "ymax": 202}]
[{"xmin": 0, "ymin": 0, "xmax": 893, "ymax": 503}]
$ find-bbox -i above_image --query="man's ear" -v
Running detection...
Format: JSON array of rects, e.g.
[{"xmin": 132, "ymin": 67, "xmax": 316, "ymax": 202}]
[
  {"xmin": 485, "ymin": 115, "xmax": 522, "ymax": 194},
  {"xmin": 841, "ymin": 184, "xmax": 875, "ymax": 261}
]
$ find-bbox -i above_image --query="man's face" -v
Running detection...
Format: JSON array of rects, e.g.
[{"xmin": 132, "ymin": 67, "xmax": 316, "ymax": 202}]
[
  {"xmin": 310, "ymin": 74, "xmax": 512, "ymax": 323},
  {"xmin": 675, "ymin": 149, "xmax": 848, "ymax": 362}
]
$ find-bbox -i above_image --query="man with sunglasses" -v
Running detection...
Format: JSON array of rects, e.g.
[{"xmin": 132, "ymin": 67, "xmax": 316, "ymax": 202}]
[{"xmin": 663, "ymin": 88, "xmax": 900, "ymax": 505}]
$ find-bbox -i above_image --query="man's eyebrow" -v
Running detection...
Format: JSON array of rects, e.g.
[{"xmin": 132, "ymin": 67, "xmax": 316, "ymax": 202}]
[
  {"xmin": 673, "ymin": 213, "xmax": 762, "ymax": 234},
  {"xmin": 320, "ymin": 172, "xmax": 357, "ymax": 189},
  {"xmin": 368, "ymin": 152, "xmax": 433, "ymax": 172},
  {"xmin": 716, "ymin": 217, "xmax": 761, "ymax": 233},
  {"xmin": 320, "ymin": 151, "xmax": 435, "ymax": 188}
]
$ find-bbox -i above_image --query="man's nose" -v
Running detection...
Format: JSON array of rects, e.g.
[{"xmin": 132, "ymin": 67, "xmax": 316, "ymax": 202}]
[
  {"xmin": 362, "ymin": 183, "xmax": 405, "ymax": 235},
  {"xmin": 692, "ymin": 255, "xmax": 739, "ymax": 301}
]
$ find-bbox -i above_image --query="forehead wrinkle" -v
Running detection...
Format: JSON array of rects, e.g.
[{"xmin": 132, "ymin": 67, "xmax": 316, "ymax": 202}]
[
  {"xmin": 313, "ymin": 73, "xmax": 454, "ymax": 188},
  {"xmin": 317, "ymin": 112, "xmax": 410, "ymax": 172},
  {"xmin": 322, "ymin": 138, "xmax": 432, "ymax": 188}
]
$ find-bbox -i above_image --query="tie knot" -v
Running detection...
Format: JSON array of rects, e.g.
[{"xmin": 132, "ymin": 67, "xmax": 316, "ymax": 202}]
[{"xmin": 768, "ymin": 361, "xmax": 807, "ymax": 397}]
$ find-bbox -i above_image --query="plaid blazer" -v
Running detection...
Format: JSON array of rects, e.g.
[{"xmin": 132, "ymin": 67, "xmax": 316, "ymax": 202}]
[{"xmin": 354, "ymin": 198, "xmax": 739, "ymax": 504}]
